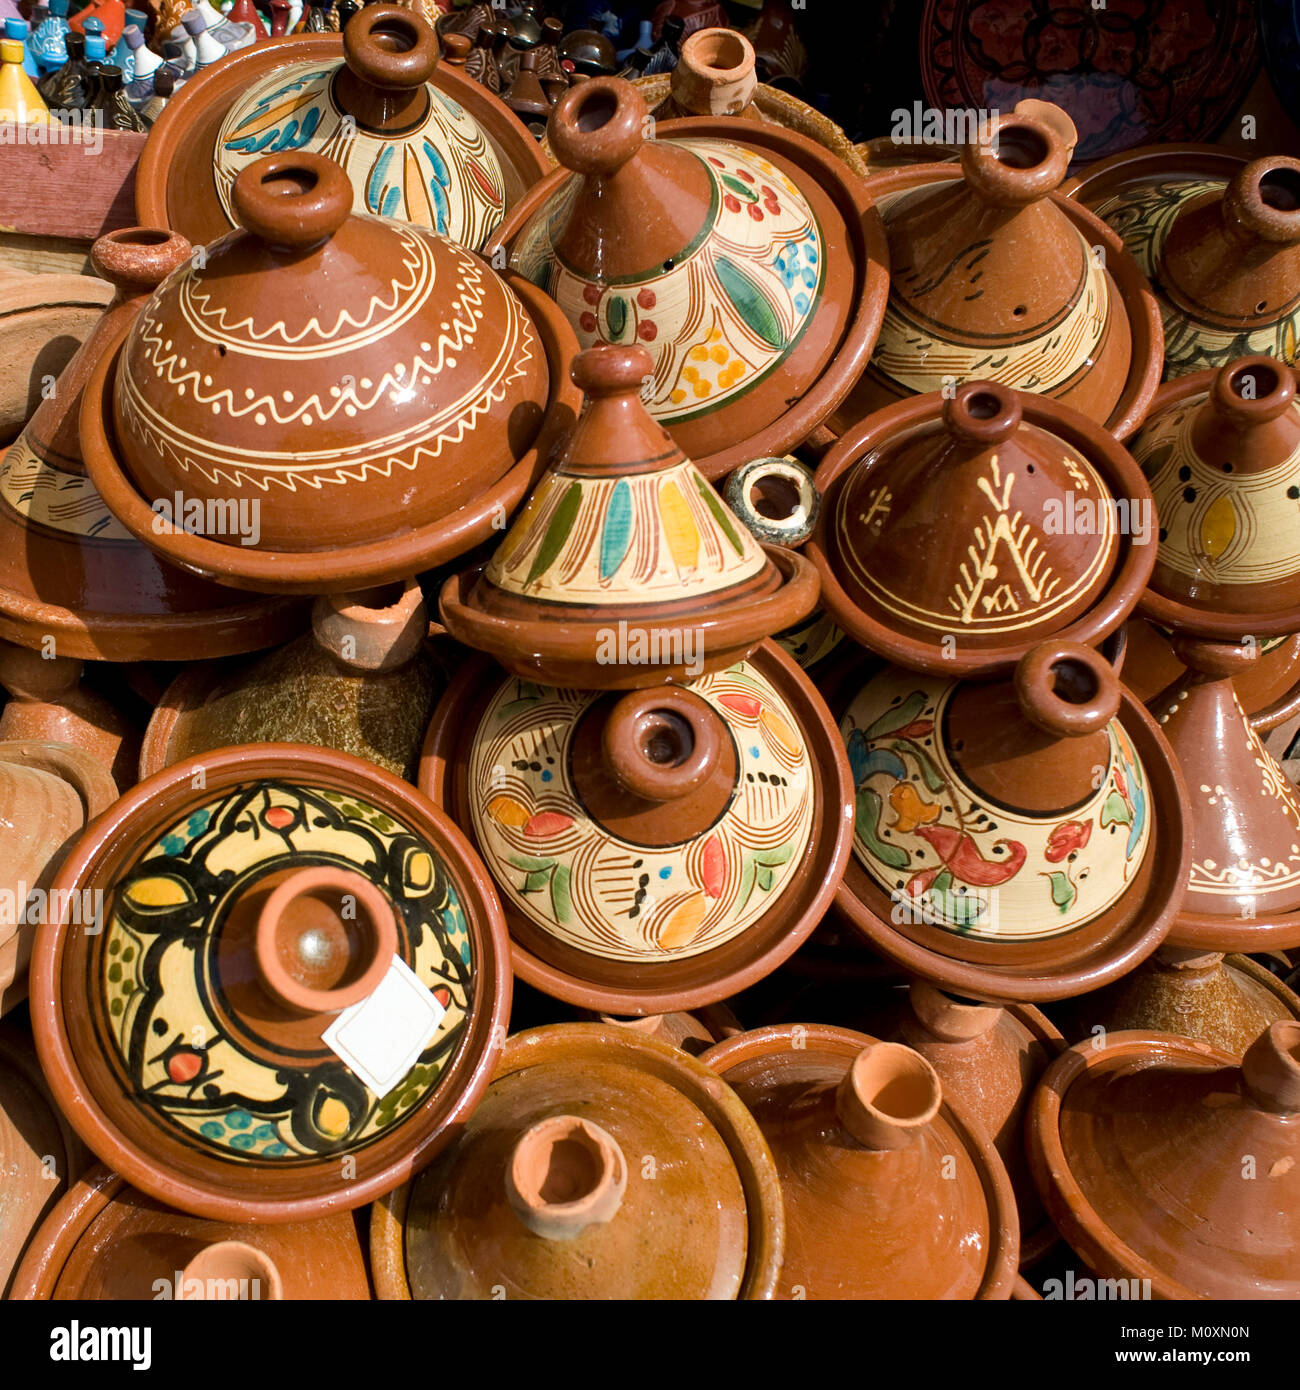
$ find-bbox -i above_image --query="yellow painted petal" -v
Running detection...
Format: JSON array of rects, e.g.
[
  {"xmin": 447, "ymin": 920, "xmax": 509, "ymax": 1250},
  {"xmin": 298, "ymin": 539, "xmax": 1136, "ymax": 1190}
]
[
  {"xmin": 1200, "ymin": 494, "xmax": 1236, "ymax": 560},
  {"xmin": 123, "ymin": 875, "xmax": 195, "ymax": 911},
  {"xmin": 759, "ymin": 707, "xmax": 801, "ymax": 758},
  {"xmin": 486, "ymin": 794, "xmax": 531, "ymax": 829},
  {"xmin": 888, "ymin": 782, "xmax": 939, "ymax": 834},
  {"xmin": 318, "ymin": 1096, "xmax": 350, "ymax": 1137},
  {"xmin": 403, "ymin": 849, "xmax": 434, "ymax": 892},
  {"xmin": 496, "ymin": 482, "xmax": 552, "ymax": 568},
  {"xmin": 228, "ymin": 86, "xmax": 324, "ymax": 140},
  {"xmin": 659, "ymin": 479, "xmax": 699, "ymax": 570},
  {"xmin": 657, "ymin": 893, "xmax": 708, "ymax": 950},
  {"xmin": 404, "ymin": 144, "xmax": 434, "ymax": 229}
]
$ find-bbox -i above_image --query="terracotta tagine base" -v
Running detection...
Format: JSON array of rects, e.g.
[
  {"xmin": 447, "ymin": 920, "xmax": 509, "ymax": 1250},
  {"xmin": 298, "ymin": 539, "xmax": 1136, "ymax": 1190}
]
[{"xmin": 370, "ymin": 1022, "xmax": 784, "ymax": 1299}]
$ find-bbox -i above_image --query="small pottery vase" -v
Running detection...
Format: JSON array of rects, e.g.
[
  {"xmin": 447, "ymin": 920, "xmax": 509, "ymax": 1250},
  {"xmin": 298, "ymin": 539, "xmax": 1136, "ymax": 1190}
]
[
  {"xmin": 557, "ymin": 27, "xmax": 616, "ymax": 78},
  {"xmin": 439, "ymin": 344, "xmax": 818, "ymax": 689},
  {"xmin": 1028, "ymin": 1023, "xmax": 1300, "ymax": 1299},
  {"xmin": 1070, "ymin": 150, "xmax": 1300, "ymax": 380},
  {"xmin": 370, "ymin": 1022, "xmax": 784, "ymax": 1298},
  {"xmin": 134, "ymin": 6, "xmax": 548, "ymax": 250},
  {"xmin": 29, "ymin": 0, "xmax": 70, "ymax": 73},
  {"xmin": 486, "ymin": 76, "xmax": 889, "ymax": 481},
  {"xmin": 502, "ymin": 43, "xmax": 549, "ymax": 120},
  {"xmin": 723, "ymin": 454, "xmax": 819, "ymax": 548},
  {"xmin": 0, "ymin": 1022, "xmax": 91, "ymax": 1297},
  {"xmin": 0, "ymin": 228, "xmax": 306, "ymax": 662},
  {"xmin": 139, "ymin": 580, "xmax": 442, "ymax": 781},
  {"xmin": 828, "ymin": 105, "xmax": 1163, "ymax": 442},
  {"xmin": 226, "ymin": 0, "xmax": 267, "ymax": 39},
  {"xmin": 871, "ymin": 982, "xmax": 1064, "ymax": 1267},
  {"xmin": 808, "ymin": 380, "xmax": 1158, "ymax": 678},
  {"xmin": 419, "ymin": 639, "xmax": 853, "ymax": 1015},
  {"xmin": 11, "ymin": 1165, "xmax": 370, "ymax": 1298},
  {"xmin": 702, "ymin": 1024, "xmax": 1019, "ymax": 1299},
  {"xmin": 83, "ymin": 151, "xmax": 582, "ymax": 595},
  {"xmin": 830, "ymin": 639, "xmax": 1191, "ymax": 1002},
  {"xmin": 649, "ymin": 26, "xmax": 760, "ymax": 121},
  {"xmin": 31, "ymin": 744, "xmax": 511, "ymax": 1222}
]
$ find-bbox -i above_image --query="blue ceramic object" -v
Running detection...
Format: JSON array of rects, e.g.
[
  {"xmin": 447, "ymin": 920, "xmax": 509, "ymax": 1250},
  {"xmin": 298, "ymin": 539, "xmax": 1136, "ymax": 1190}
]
[
  {"xmin": 30, "ymin": 0, "xmax": 69, "ymax": 73},
  {"xmin": 3, "ymin": 17, "xmax": 39, "ymax": 76}
]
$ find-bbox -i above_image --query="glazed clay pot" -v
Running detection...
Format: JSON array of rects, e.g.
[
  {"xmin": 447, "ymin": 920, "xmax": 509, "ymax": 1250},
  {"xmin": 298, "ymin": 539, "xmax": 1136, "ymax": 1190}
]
[
  {"xmin": 82, "ymin": 152, "xmax": 582, "ymax": 595},
  {"xmin": 701, "ymin": 1024, "xmax": 1019, "ymax": 1299},
  {"xmin": 135, "ymin": 7, "xmax": 549, "ymax": 250},
  {"xmin": 722, "ymin": 453, "xmax": 820, "ymax": 549},
  {"xmin": 487, "ymin": 76, "xmax": 889, "ymax": 481},
  {"xmin": 11, "ymin": 1165, "xmax": 370, "ymax": 1299},
  {"xmin": 1028, "ymin": 1023, "xmax": 1300, "ymax": 1299},
  {"xmin": 1069, "ymin": 150, "xmax": 1300, "ymax": 380},
  {"xmin": 808, "ymin": 380, "xmax": 1158, "ymax": 678},
  {"xmin": 419, "ymin": 640, "xmax": 853, "ymax": 1015},
  {"xmin": 370, "ymin": 1022, "xmax": 784, "ymax": 1298},
  {"xmin": 139, "ymin": 580, "xmax": 442, "ymax": 781},
  {"xmin": 593, "ymin": 1001, "xmax": 742, "ymax": 1056},
  {"xmin": 828, "ymin": 106, "xmax": 1163, "ymax": 442},
  {"xmin": 648, "ymin": 27, "xmax": 760, "ymax": 120},
  {"xmin": 31, "ymin": 744, "xmax": 511, "ymax": 1222},
  {"xmin": 830, "ymin": 640, "xmax": 1191, "ymax": 1002},
  {"xmin": 0, "ymin": 228, "xmax": 305, "ymax": 662},
  {"xmin": 439, "ymin": 344, "xmax": 818, "ymax": 689}
]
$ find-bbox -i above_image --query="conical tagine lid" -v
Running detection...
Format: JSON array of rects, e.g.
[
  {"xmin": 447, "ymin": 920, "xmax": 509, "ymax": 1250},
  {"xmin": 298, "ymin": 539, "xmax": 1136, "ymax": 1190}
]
[
  {"xmin": 1028, "ymin": 1023, "xmax": 1300, "ymax": 1299},
  {"xmin": 701, "ymin": 1025, "xmax": 1019, "ymax": 1300},
  {"xmin": 1132, "ymin": 356, "xmax": 1300, "ymax": 636},
  {"xmin": 31, "ymin": 744, "xmax": 511, "ymax": 1222},
  {"xmin": 370, "ymin": 1023, "xmax": 784, "ymax": 1299},
  {"xmin": 439, "ymin": 343, "xmax": 818, "ymax": 689},
  {"xmin": 809, "ymin": 380, "xmax": 1156, "ymax": 676}
]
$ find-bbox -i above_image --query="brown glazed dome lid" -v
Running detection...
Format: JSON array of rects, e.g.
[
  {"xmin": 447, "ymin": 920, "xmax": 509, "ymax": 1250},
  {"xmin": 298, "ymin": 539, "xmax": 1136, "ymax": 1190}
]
[
  {"xmin": 828, "ymin": 640, "xmax": 1191, "ymax": 1002},
  {"xmin": 485, "ymin": 76, "xmax": 889, "ymax": 481},
  {"xmin": 0, "ymin": 228, "xmax": 305, "ymax": 663},
  {"xmin": 135, "ymin": 8, "xmax": 550, "ymax": 252},
  {"xmin": 418, "ymin": 640, "xmax": 853, "ymax": 1015},
  {"xmin": 82, "ymin": 152, "xmax": 581, "ymax": 596},
  {"xmin": 701, "ymin": 1024, "xmax": 1019, "ymax": 1299},
  {"xmin": 1028, "ymin": 1023, "xmax": 1300, "ymax": 1299},
  {"xmin": 370, "ymin": 1022, "xmax": 785, "ymax": 1298},
  {"xmin": 1132, "ymin": 357, "xmax": 1300, "ymax": 638},
  {"xmin": 808, "ymin": 380, "xmax": 1157, "ymax": 678},
  {"xmin": 30, "ymin": 743, "xmax": 511, "ymax": 1223},
  {"xmin": 10, "ymin": 1164, "xmax": 371, "ymax": 1299},
  {"xmin": 830, "ymin": 105, "xmax": 1162, "ymax": 442},
  {"xmin": 439, "ymin": 343, "xmax": 819, "ymax": 689}
]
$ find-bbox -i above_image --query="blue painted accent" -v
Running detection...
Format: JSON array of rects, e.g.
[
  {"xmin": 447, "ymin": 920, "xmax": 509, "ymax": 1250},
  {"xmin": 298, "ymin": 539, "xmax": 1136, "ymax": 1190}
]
[
  {"xmin": 367, "ymin": 144, "xmax": 394, "ymax": 212},
  {"xmin": 600, "ymin": 478, "xmax": 633, "ymax": 579},
  {"xmin": 264, "ymin": 1142, "xmax": 291, "ymax": 1157},
  {"xmin": 540, "ymin": 770, "xmax": 553, "ymax": 782},
  {"xmin": 658, "ymin": 866, "xmax": 672, "ymax": 880},
  {"xmin": 229, "ymin": 1133, "xmax": 256, "ymax": 1150},
  {"xmin": 226, "ymin": 1109, "xmax": 252, "ymax": 1129},
  {"xmin": 750, "ymin": 745, "xmax": 761, "ymax": 759},
  {"xmin": 380, "ymin": 184, "xmax": 402, "ymax": 219},
  {"xmin": 199, "ymin": 1120, "xmax": 224, "ymax": 1139}
]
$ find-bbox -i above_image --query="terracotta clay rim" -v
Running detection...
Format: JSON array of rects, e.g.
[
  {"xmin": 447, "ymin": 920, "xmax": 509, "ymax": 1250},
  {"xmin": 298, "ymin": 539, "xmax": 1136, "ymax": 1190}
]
[
  {"xmin": 370, "ymin": 1021, "xmax": 786, "ymax": 1299},
  {"xmin": 855, "ymin": 161, "xmax": 1163, "ymax": 442},
  {"xmin": 134, "ymin": 33, "xmax": 550, "ymax": 233},
  {"xmin": 7, "ymin": 1163, "xmax": 125, "ymax": 1300},
  {"xmin": 1061, "ymin": 142, "xmax": 1246, "ymax": 207},
  {"xmin": 0, "ymin": 739, "xmax": 118, "ymax": 821},
  {"xmin": 29, "ymin": 743, "xmax": 513, "ymax": 1224},
  {"xmin": 438, "ymin": 546, "xmax": 820, "ymax": 689},
  {"xmin": 1136, "ymin": 366, "xmax": 1300, "ymax": 641},
  {"xmin": 137, "ymin": 661, "xmax": 231, "ymax": 780},
  {"xmin": 1165, "ymin": 904, "xmax": 1300, "ymax": 953},
  {"xmin": 1224, "ymin": 950, "xmax": 1300, "ymax": 1026},
  {"xmin": 700, "ymin": 1021, "xmax": 1020, "ymax": 1299},
  {"xmin": 1251, "ymin": 665, "xmax": 1300, "ymax": 732},
  {"xmin": 832, "ymin": 684, "xmax": 1191, "ymax": 1002},
  {"xmin": 79, "ymin": 279, "xmax": 580, "ymax": 595},
  {"xmin": 1026, "ymin": 1029, "xmax": 1239, "ymax": 1300},
  {"xmin": 417, "ymin": 639, "xmax": 855, "ymax": 1014},
  {"xmin": 808, "ymin": 389, "xmax": 1159, "ymax": 678},
  {"xmin": 483, "ymin": 119, "xmax": 891, "ymax": 482}
]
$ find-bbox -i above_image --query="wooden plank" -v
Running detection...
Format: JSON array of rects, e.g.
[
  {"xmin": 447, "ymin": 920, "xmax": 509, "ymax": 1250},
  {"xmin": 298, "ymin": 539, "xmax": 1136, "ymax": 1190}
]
[
  {"xmin": 0, "ymin": 232, "xmax": 95, "ymax": 275},
  {"xmin": 0, "ymin": 129, "xmax": 148, "ymax": 242}
]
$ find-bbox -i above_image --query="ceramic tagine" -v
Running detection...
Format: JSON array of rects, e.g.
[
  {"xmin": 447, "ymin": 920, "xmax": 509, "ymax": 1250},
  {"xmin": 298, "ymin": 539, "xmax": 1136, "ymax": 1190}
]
[
  {"xmin": 81, "ymin": 151, "xmax": 581, "ymax": 595},
  {"xmin": 439, "ymin": 344, "xmax": 818, "ymax": 688},
  {"xmin": 829, "ymin": 639, "xmax": 1190, "ymax": 1002},
  {"xmin": 1068, "ymin": 151, "xmax": 1300, "ymax": 379},
  {"xmin": 701, "ymin": 1025, "xmax": 1019, "ymax": 1299},
  {"xmin": 419, "ymin": 638, "xmax": 853, "ymax": 1016},
  {"xmin": 31, "ymin": 744, "xmax": 511, "ymax": 1222},
  {"xmin": 1028, "ymin": 1022, "xmax": 1300, "ymax": 1299},
  {"xmin": 370, "ymin": 1022, "xmax": 784, "ymax": 1298},
  {"xmin": 808, "ymin": 380, "xmax": 1157, "ymax": 678},
  {"xmin": 11, "ymin": 1164, "xmax": 372, "ymax": 1298},
  {"xmin": 134, "ymin": 6, "xmax": 550, "ymax": 251},
  {"xmin": 485, "ymin": 75, "xmax": 889, "ymax": 481},
  {"xmin": 139, "ymin": 579, "xmax": 444, "ymax": 781},
  {"xmin": 827, "ymin": 104, "xmax": 1162, "ymax": 441},
  {"xmin": 647, "ymin": 26, "xmax": 760, "ymax": 120}
]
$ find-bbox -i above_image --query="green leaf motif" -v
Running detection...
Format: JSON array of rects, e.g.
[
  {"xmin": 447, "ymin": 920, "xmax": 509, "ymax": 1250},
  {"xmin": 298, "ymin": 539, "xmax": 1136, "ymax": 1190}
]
[
  {"xmin": 607, "ymin": 294, "xmax": 628, "ymax": 341},
  {"xmin": 1044, "ymin": 870, "xmax": 1076, "ymax": 913},
  {"xmin": 693, "ymin": 472, "xmax": 746, "ymax": 557},
  {"xmin": 525, "ymin": 481, "xmax": 582, "ymax": 587},
  {"xmin": 855, "ymin": 787, "xmax": 910, "ymax": 869},
  {"xmin": 863, "ymin": 692, "xmax": 928, "ymax": 741},
  {"xmin": 1100, "ymin": 790, "xmax": 1132, "ymax": 829},
  {"xmin": 552, "ymin": 863, "xmax": 572, "ymax": 924},
  {"xmin": 715, "ymin": 255, "xmax": 786, "ymax": 350},
  {"xmin": 925, "ymin": 870, "xmax": 986, "ymax": 930},
  {"xmin": 721, "ymin": 173, "xmax": 758, "ymax": 203}
]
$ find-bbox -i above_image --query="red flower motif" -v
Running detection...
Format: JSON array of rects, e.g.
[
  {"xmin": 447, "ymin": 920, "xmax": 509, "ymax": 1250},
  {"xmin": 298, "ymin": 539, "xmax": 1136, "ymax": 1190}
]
[
  {"xmin": 263, "ymin": 806, "xmax": 294, "ymax": 830},
  {"xmin": 701, "ymin": 836, "xmax": 726, "ymax": 899},
  {"xmin": 708, "ymin": 156, "xmax": 726, "ymax": 168},
  {"xmin": 1045, "ymin": 819, "xmax": 1092, "ymax": 863},
  {"xmin": 723, "ymin": 193, "xmax": 741, "ymax": 214},
  {"xmin": 524, "ymin": 812, "xmax": 574, "ymax": 838},
  {"xmin": 738, "ymin": 168, "xmax": 755, "ymax": 183},
  {"xmin": 916, "ymin": 826, "xmax": 1028, "ymax": 886},
  {"xmin": 579, "ymin": 311, "xmax": 597, "ymax": 334},
  {"xmin": 719, "ymin": 693, "xmax": 762, "ymax": 719},
  {"xmin": 167, "ymin": 1050, "xmax": 203, "ymax": 1084},
  {"xmin": 637, "ymin": 321, "xmax": 657, "ymax": 341},
  {"xmin": 582, "ymin": 283, "xmax": 602, "ymax": 306},
  {"xmin": 636, "ymin": 288, "xmax": 657, "ymax": 309},
  {"xmin": 746, "ymin": 204, "xmax": 764, "ymax": 221}
]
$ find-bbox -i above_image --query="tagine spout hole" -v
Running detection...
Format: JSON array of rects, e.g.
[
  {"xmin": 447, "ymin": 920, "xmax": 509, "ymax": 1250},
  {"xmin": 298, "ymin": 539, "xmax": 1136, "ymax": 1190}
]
[
  {"xmin": 91, "ymin": 226, "xmax": 193, "ymax": 293},
  {"xmin": 602, "ymin": 687, "xmax": 721, "ymax": 803},
  {"xmin": 261, "ymin": 166, "xmax": 318, "ymax": 200},
  {"xmin": 640, "ymin": 709, "xmax": 693, "ymax": 765},
  {"xmin": 576, "ymin": 86, "xmax": 618, "ymax": 132},
  {"xmin": 749, "ymin": 473, "xmax": 802, "ymax": 522},
  {"xmin": 994, "ymin": 123, "xmax": 1050, "ymax": 171},
  {"xmin": 550, "ymin": 77, "xmax": 646, "ymax": 175},
  {"xmin": 1213, "ymin": 356, "xmax": 1294, "ymax": 423},
  {"xmin": 232, "ymin": 153, "xmax": 353, "ymax": 250},
  {"xmin": 1228, "ymin": 159, "xmax": 1300, "ymax": 244},
  {"xmin": 180, "ymin": 1242, "xmax": 283, "ymax": 1301},
  {"xmin": 836, "ymin": 1043, "xmax": 942, "ymax": 1150},
  {"xmin": 1260, "ymin": 167, "xmax": 1300, "ymax": 213},
  {"xmin": 691, "ymin": 28, "xmax": 748, "ymax": 74},
  {"xmin": 369, "ymin": 15, "xmax": 417, "ymax": 53},
  {"xmin": 944, "ymin": 381, "xmax": 1020, "ymax": 446},
  {"xmin": 1015, "ymin": 641, "xmax": 1120, "ymax": 737},
  {"xmin": 506, "ymin": 1115, "xmax": 628, "ymax": 1240},
  {"xmin": 1051, "ymin": 658, "xmax": 1099, "ymax": 706}
]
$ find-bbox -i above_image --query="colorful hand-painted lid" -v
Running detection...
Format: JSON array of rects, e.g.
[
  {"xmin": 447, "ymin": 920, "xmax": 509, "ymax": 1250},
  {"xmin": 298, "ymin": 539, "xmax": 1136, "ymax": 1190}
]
[
  {"xmin": 439, "ymin": 343, "xmax": 818, "ymax": 689},
  {"xmin": 31, "ymin": 744, "xmax": 511, "ymax": 1223},
  {"xmin": 135, "ymin": 6, "xmax": 550, "ymax": 253},
  {"xmin": 370, "ymin": 1023, "xmax": 785, "ymax": 1299}
]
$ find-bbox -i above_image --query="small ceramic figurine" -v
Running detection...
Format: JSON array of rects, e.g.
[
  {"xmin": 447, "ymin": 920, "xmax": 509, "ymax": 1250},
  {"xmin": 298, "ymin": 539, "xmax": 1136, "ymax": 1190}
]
[
  {"xmin": 29, "ymin": 0, "xmax": 71, "ymax": 73},
  {"xmin": 0, "ymin": 35, "xmax": 50, "ymax": 119},
  {"xmin": 36, "ymin": 26, "xmax": 89, "ymax": 105}
]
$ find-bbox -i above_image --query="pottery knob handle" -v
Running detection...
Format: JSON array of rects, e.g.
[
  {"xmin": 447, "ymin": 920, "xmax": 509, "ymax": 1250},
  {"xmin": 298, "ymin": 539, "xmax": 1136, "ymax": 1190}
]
[
  {"xmin": 231, "ymin": 153, "xmax": 353, "ymax": 251},
  {"xmin": 311, "ymin": 579, "xmax": 427, "ymax": 673},
  {"xmin": 908, "ymin": 981, "xmax": 1002, "ymax": 1043},
  {"xmin": 1014, "ymin": 641, "xmax": 1121, "ymax": 738},
  {"xmin": 571, "ymin": 342, "xmax": 654, "ymax": 398},
  {"xmin": 1223, "ymin": 158, "xmax": 1300, "ymax": 246},
  {"xmin": 90, "ymin": 227, "xmax": 193, "ymax": 297},
  {"xmin": 1168, "ymin": 633, "xmax": 1261, "ymax": 677},
  {"xmin": 506, "ymin": 1115, "xmax": 628, "ymax": 1240},
  {"xmin": 441, "ymin": 30, "xmax": 470, "ymax": 64},
  {"xmin": 943, "ymin": 380, "xmax": 1021, "ymax": 447},
  {"xmin": 549, "ymin": 76, "xmax": 647, "ymax": 177},
  {"xmin": 671, "ymin": 26, "xmax": 756, "ymax": 117},
  {"xmin": 179, "ymin": 1241, "xmax": 284, "ymax": 1300},
  {"xmin": 1241, "ymin": 1020, "xmax": 1300, "ymax": 1114},
  {"xmin": 601, "ymin": 686, "xmax": 722, "ymax": 804},
  {"xmin": 835, "ymin": 1042, "xmax": 942, "ymax": 1151},
  {"xmin": 345, "ymin": 4, "xmax": 437, "ymax": 90},
  {"xmin": 1209, "ymin": 355, "xmax": 1296, "ymax": 426},
  {"xmin": 960, "ymin": 110, "xmax": 1069, "ymax": 208}
]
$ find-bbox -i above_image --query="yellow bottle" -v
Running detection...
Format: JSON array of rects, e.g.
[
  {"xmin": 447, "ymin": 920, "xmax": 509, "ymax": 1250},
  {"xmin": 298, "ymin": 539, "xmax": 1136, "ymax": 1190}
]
[{"xmin": 0, "ymin": 37, "xmax": 50, "ymax": 123}]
